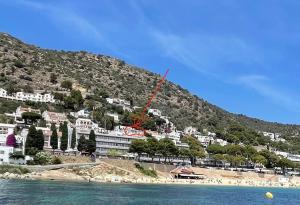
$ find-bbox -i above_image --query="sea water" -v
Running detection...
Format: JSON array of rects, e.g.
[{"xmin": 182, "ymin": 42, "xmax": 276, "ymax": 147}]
[{"xmin": 0, "ymin": 179, "xmax": 299, "ymax": 205}]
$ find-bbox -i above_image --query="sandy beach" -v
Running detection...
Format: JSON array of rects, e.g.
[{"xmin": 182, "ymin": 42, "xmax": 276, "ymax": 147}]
[{"xmin": 2, "ymin": 159, "xmax": 298, "ymax": 188}]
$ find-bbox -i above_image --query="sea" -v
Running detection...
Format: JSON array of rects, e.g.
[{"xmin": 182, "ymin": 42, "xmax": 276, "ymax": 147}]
[{"xmin": 0, "ymin": 180, "xmax": 299, "ymax": 205}]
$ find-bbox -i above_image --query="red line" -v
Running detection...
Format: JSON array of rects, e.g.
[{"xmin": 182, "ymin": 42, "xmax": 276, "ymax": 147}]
[
  {"xmin": 140, "ymin": 68, "xmax": 169, "ymax": 120},
  {"xmin": 125, "ymin": 68, "xmax": 169, "ymax": 137}
]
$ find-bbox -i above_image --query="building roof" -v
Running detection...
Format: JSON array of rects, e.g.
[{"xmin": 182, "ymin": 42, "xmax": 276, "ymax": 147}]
[{"xmin": 170, "ymin": 166, "xmax": 194, "ymax": 174}]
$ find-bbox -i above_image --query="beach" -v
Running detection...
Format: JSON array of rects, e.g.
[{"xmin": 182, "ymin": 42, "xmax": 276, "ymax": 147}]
[{"xmin": 1, "ymin": 159, "xmax": 299, "ymax": 188}]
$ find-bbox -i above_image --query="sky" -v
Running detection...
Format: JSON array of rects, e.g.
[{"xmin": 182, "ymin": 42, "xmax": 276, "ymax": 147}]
[{"xmin": 1, "ymin": 0, "xmax": 300, "ymax": 124}]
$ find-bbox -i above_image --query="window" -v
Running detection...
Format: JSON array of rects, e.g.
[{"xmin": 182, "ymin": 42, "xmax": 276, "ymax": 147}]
[{"xmin": 0, "ymin": 151, "xmax": 4, "ymax": 154}]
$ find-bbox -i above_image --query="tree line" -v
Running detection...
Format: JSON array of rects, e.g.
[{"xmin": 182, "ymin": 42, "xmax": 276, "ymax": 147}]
[
  {"xmin": 206, "ymin": 143, "xmax": 297, "ymax": 174},
  {"xmin": 129, "ymin": 135, "xmax": 205, "ymax": 165}
]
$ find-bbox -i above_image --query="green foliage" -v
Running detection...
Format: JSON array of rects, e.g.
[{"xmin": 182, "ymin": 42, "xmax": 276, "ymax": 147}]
[
  {"xmin": 226, "ymin": 155, "xmax": 246, "ymax": 168},
  {"xmin": 26, "ymin": 147, "xmax": 39, "ymax": 156},
  {"xmin": 182, "ymin": 136, "xmax": 205, "ymax": 165},
  {"xmin": 33, "ymin": 152, "xmax": 52, "ymax": 165},
  {"xmin": 63, "ymin": 90, "xmax": 83, "ymax": 110},
  {"xmin": 50, "ymin": 73, "xmax": 57, "ymax": 84},
  {"xmin": 179, "ymin": 148, "xmax": 190, "ymax": 158},
  {"xmin": 60, "ymin": 122, "xmax": 68, "ymax": 152},
  {"xmin": 21, "ymin": 112, "xmax": 42, "ymax": 124},
  {"xmin": 50, "ymin": 124, "xmax": 58, "ymax": 150},
  {"xmin": 253, "ymin": 154, "xmax": 267, "ymax": 166},
  {"xmin": 25, "ymin": 125, "xmax": 39, "ymax": 155},
  {"xmin": 107, "ymin": 149, "xmax": 120, "ymax": 157},
  {"xmin": 211, "ymin": 153, "xmax": 225, "ymax": 162},
  {"xmin": 61, "ymin": 80, "xmax": 73, "ymax": 90},
  {"xmin": 9, "ymin": 152, "xmax": 25, "ymax": 160},
  {"xmin": 0, "ymin": 114, "xmax": 8, "ymax": 123},
  {"xmin": 129, "ymin": 139, "xmax": 147, "ymax": 160},
  {"xmin": 206, "ymin": 144, "xmax": 225, "ymax": 155},
  {"xmin": 14, "ymin": 60, "xmax": 24, "ymax": 68},
  {"xmin": 120, "ymin": 111, "xmax": 133, "ymax": 126},
  {"xmin": 277, "ymin": 158, "xmax": 294, "ymax": 174},
  {"xmin": 259, "ymin": 149, "xmax": 280, "ymax": 168},
  {"xmin": 145, "ymin": 137, "xmax": 159, "ymax": 160},
  {"xmin": 77, "ymin": 135, "xmax": 86, "ymax": 152},
  {"xmin": 51, "ymin": 156, "xmax": 62, "ymax": 164},
  {"xmin": 36, "ymin": 130, "xmax": 45, "ymax": 151},
  {"xmin": 157, "ymin": 138, "xmax": 179, "ymax": 162},
  {"xmin": 135, "ymin": 163, "xmax": 157, "ymax": 178},
  {"xmin": 222, "ymin": 124, "xmax": 270, "ymax": 146},
  {"xmin": 71, "ymin": 128, "xmax": 76, "ymax": 149},
  {"xmin": 86, "ymin": 130, "xmax": 96, "ymax": 154},
  {"xmin": 0, "ymin": 165, "xmax": 30, "ymax": 174}
]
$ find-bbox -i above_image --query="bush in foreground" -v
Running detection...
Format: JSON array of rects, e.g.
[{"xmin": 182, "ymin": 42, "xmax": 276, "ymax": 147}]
[
  {"xmin": 0, "ymin": 165, "xmax": 30, "ymax": 174},
  {"xmin": 135, "ymin": 163, "xmax": 157, "ymax": 178},
  {"xmin": 51, "ymin": 156, "xmax": 62, "ymax": 165}
]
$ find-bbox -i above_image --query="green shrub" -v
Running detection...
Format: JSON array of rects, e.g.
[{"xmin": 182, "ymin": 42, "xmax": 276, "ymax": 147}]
[
  {"xmin": 9, "ymin": 152, "xmax": 25, "ymax": 160},
  {"xmin": 0, "ymin": 165, "xmax": 30, "ymax": 174},
  {"xmin": 33, "ymin": 152, "xmax": 52, "ymax": 165},
  {"xmin": 51, "ymin": 156, "xmax": 62, "ymax": 165},
  {"xmin": 134, "ymin": 163, "xmax": 157, "ymax": 178}
]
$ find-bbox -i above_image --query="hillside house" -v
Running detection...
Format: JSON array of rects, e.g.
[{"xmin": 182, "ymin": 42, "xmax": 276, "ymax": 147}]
[
  {"xmin": 0, "ymin": 88, "xmax": 55, "ymax": 103},
  {"xmin": 70, "ymin": 109, "xmax": 90, "ymax": 118},
  {"xmin": 184, "ymin": 126, "xmax": 198, "ymax": 135},
  {"xmin": 5, "ymin": 106, "xmax": 41, "ymax": 124},
  {"xmin": 148, "ymin": 109, "xmax": 162, "ymax": 117},
  {"xmin": 106, "ymin": 98, "xmax": 132, "ymax": 111},
  {"xmin": 42, "ymin": 111, "xmax": 68, "ymax": 127}
]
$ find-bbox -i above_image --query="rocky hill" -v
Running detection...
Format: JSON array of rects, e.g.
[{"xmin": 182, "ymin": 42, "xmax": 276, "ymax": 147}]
[{"xmin": 0, "ymin": 32, "xmax": 299, "ymax": 136}]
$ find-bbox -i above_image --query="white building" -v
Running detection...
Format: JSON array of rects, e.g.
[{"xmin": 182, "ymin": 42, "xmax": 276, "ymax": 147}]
[
  {"xmin": 196, "ymin": 135, "xmax": 214, "ymax": 147},
  {"xmin": 15, "ymin": 92, "xmax": 55, "ymax": 103},
  {"xmin": 106, "ymin": 112, "xmax": 119, "ymax": 123},
  {"xmin": 75, "ymin": 125, "xmax": 146, "ymax": 155},
  {"xmin": 166, "ymin": 131, "xmax": 181, "ymax": 143},
  {"xmin": 274, "ymin": 151, "xmax": 300, "ymax": 162},
  {"xmin": 184, "ymin": 126, "xmax": 198, "ymax": 135},
  {"xmin": 0, "ymin": 146, "xmax": 14, "ymax": 165},
  {"xmin": 208, "ymin": 132, "xmax": 216, "ymax": 137},
  {"xmin": 70, "ymin": 109, "xmax": 90, "ymax": 118},
  {"xmin": 0, "ymin": 123, "xmax": 16, "ymax": 146},
  {"xmin": 106, "ymin": 98, "xmax": 132, "ymax": 111},
  {"xmin": 174, "ymin": 141, "xmax": 189, "ymax": 149},
  {"xmin": 262, "ymin": 132, "xmax": 283, "ymax": 142},
  {"xmin": 75, "ymin": 118, "xmax": 97, "ymax": 130},
  {"xmin": 0, "ymin": 88, "xmax": 7, "ymax": 98},
  {"xmin": 148, "ymin": 109, "xmax": 162, "ymax": 117},
  {"xmin": 0, "ymin": 88, "xmax": 55, "ymax": 103},
  {"xmin": 215, "ymin": 138, "xmax": 228, "ymax": 146}
]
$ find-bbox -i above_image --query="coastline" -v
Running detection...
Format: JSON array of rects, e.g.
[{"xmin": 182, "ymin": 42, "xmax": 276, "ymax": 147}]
[
  {"xmin": 1, "ymin": 171, "xmax": 299, "ymax": 189},
  {"xmin": 1, "ymin": 159, "xmax": 299, "ymax": 189}
]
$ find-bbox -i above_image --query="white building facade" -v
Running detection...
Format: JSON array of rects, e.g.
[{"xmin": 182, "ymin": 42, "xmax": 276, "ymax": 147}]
[{"xmin": 0, "ymin": 88, "xmax": 55, "ymax": 103}]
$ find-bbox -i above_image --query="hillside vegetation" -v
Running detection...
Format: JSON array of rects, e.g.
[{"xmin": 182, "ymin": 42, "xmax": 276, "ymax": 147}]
[{"xmin": 0, "ymin": 32, "xmax": 300, "ymax": 137}]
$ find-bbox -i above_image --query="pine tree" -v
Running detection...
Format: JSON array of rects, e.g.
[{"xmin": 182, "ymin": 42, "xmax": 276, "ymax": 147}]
[
  {"xmin": 77, "ymin": 135, "xmax": 86, "ymax": 152},
  {"xmin": 25, "ymin": 125, "xmax": 37, "ymax": 154},
  {"xmin": 50, "ymin": 124, "xmax": 58, "ymax": 151},
  {"xmin": 60, "ymin": 122, "xmax": 68, "ymax": 152},
  {"xmin": 71, "ymin": 128, "xmax": 76, "ymax": 149},
  {"xmin": 36, "ymin": 129, "xmax": 44, "ymax": 151}
]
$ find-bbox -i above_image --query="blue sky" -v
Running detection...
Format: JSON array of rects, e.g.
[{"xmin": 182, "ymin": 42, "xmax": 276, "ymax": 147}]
[{"xmin": 1, "ymin": 0, "xmax": 300, "ymax": 124}]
